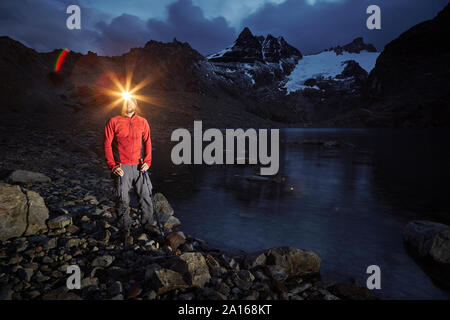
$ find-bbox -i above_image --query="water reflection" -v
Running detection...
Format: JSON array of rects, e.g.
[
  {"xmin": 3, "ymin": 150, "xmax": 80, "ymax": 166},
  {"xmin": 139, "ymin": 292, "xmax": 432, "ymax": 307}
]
[{"xmin": 151, "ymin": 129, "xmax": 450, "ymax": 299}]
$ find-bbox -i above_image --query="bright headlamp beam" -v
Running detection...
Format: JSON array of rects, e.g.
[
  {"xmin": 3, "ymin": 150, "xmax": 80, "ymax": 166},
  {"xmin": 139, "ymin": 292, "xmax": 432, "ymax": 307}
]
[{"xmin": 122, "ymin": 91, "xmax": 132, "ymax": 100}]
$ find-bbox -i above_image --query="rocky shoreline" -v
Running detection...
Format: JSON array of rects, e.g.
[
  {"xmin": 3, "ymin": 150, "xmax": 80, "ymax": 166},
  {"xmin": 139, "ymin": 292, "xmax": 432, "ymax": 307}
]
[
  {"xmin": 0, "ymin": 173, "xmax": 375, "ymax": 301},
  {"xmin": 0, "ymin": 127, "xmax": 377, "ymax": 300}
]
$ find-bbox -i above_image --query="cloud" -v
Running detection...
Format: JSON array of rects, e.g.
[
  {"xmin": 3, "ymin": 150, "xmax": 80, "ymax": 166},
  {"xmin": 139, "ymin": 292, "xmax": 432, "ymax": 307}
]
[
  {"xmin": 0, "ymin": 0, "xmax": 448, "ymax": 57},
  {"xmin": 89, "ymin": 0, "xmax": 237, "ymax": 56},
  {"xmin": 0, "ymin": 0, "xmax": 105, "ymax": 53},
  {"xmin": 145, "ymin": 0, "xmax": 236, "ymax": 55},
  {"xmin": 241, "ymin": 0, "xmax": 450, "ymax": 54},
  {"xmin": 94, "ymin": 14, "xmax": 149, "ymax": 55}
]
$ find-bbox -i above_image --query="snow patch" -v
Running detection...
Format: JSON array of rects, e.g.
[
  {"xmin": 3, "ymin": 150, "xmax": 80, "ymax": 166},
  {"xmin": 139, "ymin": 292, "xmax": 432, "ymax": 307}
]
[{"xmin": 284, "ymin": 51, "xmax": 379, "ymax": 94}]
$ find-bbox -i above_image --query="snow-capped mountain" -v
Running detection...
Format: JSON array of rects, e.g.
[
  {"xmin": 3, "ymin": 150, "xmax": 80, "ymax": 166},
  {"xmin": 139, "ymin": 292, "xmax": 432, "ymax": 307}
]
[
  {"xmin": 205, "ymin": 31, "xmax": 380, "ymax": 123},
  {"xmin": 207, "ymin": 27, "xmax": 302, "ymax": 89},
  {"xmin": 208, "ymin": 27, "xmax": 302, "ymax": 65}
]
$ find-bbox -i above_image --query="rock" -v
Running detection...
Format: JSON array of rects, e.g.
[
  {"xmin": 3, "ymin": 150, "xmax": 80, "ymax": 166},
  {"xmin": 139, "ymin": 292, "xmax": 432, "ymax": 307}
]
[
  {"xmin": 153, "ymin": 193, "xmax": 174, "ymax": 216},
  {"xmin": 329, "ymin": 283, "xmax": 372, "ymax": 300},
  {"xmin": 81, "ymin": 277, "xmax": 99, "ymax": 289},
  {"xmin": 215, "ymin": 282, "xmax": 231, "ymax": 296},
  {"xmin": 8, "ymin": 255, "xmax": 23, "ymax": 265},
  {"xmin": 23, "ymin": 189, "xmax": 49, "ymax": 236},
  {"xmin": 244, "ymin": 251, "xmax": 267, "ymax": 269},
  {"xmin": 108, "ymin": 281, "xmax": 123, "ymax": 297},
  {"xmin": 403, "ymin": 220, "xmax": 450, "ymax": 287},
  {"xmin": 327, "ymin": 37, "xmax": 376, "ymax": 55},
  {"xmin": 243, "ymin": 291, "xmax": 259, "ymax": 300},
  {"xmin": 165, "ymin": 232, "xmax": 186, "ymax": 251},
  {"xmin": 137, "ymin": 233, "xmax": 148, "ymax": 242},
  {"xmin": 208, "ymin": 27, "xmax": 302, "ymax": 66},
  {"xmin": 181, "ymin": 242, "xmax": 194, "ymax": 252},
  {"xmin": 238, "ymin": 270, "xmax": 255, "ymax": 282},
  {"xmin": 47, "ymin": 215, "xmax": 72, "ymax": 229},
  {"xmin": 65, "ymin": 238, "xmax": 81, "ymax": 248},
  {"xmin": 203, "ymin": 287, "xmax": 227, "ymax": 300},
  {"xmin": 403, "ymin": 220, "xmax": 450, "ymax": 261},
  {"xmin": 44, "ymin": 237, "xmax": 57, "ymax": 250},
  {"xmin": 169, "ymin": 253, "xmax": 211, "ymax": 288},
  {"xmin": 126, "ymin": 283, "xmax": 142, "ymax": 299},
  {"xmin": 42, "ymin": 256, "xmax": 54, "ymax": 264},
  {"xmin": 0, "ymin": 288, "xmax": 14, "ymax": 300},
  {"xmin": 92, "ymin": 255, "xmax": 115, "ymax": 268},
  {"xmin": 0, "ymin": 184, "xmax": 27, "ymax": 240},
  {"xmin": 230, "ymin": 272, "xmax": 253, "ymax": 291},
  {"xmin": 264, "ymin": 246, "xmax": 321, "ymax": 278},
  {"xmin": 143, "ymin": 290, "xmax": 157, "ymax": 300},
  {"xmin": 42, "ymin": 286, "xmax": 82, "ymax": 300},
  {"xmin": 147, "ymin": 265, "xmax": 189, "ymax": 295},
  {"xmin": 288, "ymin": 282, "xmax": 312, "ymax": 295},
  {"xmin": 266, "ymin": 265, "xmax": 289, "ymax": 281},
  {"xmin": 179, "ymin": 292, "xmax": 195, "ymax": 300},
  {"xmin": 17, "ymin": 268, "xmax": 34, "ymax": 282},
  {"xmin": 7, "ymin": 170, "xmax": 51, "ymax": 184},
  {"xmin": 157, "ymin": 215, "xmax": 181, "ymax": 230},
  {"xmin": 66, "ymin": 224, "xmax": 80, "ymax": 234},
  {"xmin": 218, "ymin": 254, "xmax": 239, "ymax": 270}
]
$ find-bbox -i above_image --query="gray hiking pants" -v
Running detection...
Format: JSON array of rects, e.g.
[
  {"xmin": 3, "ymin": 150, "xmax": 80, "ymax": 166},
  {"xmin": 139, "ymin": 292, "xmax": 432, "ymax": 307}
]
[{"xmin": 112, "ymin": 164, "xmax": 155, "ymax": 232}]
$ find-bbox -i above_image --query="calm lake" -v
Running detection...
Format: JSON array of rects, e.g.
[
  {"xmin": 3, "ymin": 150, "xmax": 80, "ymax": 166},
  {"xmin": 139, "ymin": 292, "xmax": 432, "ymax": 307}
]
[{"xmin": 151, "ymin": 128, "xmax": 450, "ymax": 299}]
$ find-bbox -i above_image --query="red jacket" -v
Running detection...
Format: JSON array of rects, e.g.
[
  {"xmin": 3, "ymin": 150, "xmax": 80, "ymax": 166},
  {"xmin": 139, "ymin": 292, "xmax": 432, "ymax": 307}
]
[{"xmin": 103, "ymin": 114, "xmax": 152, "ymax": 171}]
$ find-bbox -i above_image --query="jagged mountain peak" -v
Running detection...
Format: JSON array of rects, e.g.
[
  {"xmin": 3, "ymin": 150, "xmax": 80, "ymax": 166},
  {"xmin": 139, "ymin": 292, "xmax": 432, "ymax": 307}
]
[{"xmin": 208, "ymin": 27, "xmax": 302, "ymax": 64}]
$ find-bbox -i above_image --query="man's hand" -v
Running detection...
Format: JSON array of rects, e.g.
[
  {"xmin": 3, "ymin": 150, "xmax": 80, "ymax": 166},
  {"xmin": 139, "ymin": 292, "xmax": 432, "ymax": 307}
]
[
  {"xmin": 140, "ymin": 162, "xmax": 149, "ymax": 172},
  {"xmin": 113, "ymin": 166, "xmax": 124, "ymax": 177}
]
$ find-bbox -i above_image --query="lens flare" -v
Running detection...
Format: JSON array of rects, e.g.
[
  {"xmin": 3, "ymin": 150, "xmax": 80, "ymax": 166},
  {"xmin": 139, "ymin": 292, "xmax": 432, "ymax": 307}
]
[
  {"xmin": 55, "ymin": 48, "xmax": 69, "ymax": 72},
  {"xmin": 99, "ymin": 57, "xmax": 158, "ymax": 111},
  {"xmin": 122, "ymin": 91, "xmax": 132, "ymax": 100}
]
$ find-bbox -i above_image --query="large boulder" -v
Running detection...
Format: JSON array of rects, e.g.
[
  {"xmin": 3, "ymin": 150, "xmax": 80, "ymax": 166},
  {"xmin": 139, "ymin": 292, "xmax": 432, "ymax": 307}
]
[
  {"xmin": 403, "ymin": 220, "xmax": 450, "ymax": 288},
  {"xmin": 7, "ymin": 170, "xmax": 51, "ymax": 184},
  {"xmin": 265, "ymin": 247, "xmax": 321, "ymax": 277},
  {"xmin": 0, "ymin": 183, "xmax": 48, "ymax": 241},
  {"xmin": 23, "ymin": 189, "xmax": 49, "ymax": 236},
  {"xmin": 153, "ymin": 193, "xmax": 174, "ymax": 216},
  {"xmin": 153, "ymin": 193, "xmax": 180, "ymax": 230},
  {"xmin": 145, "ymin": 264, "xmax": 188, "ymax": 295},
  {"xmin": 167, "ymin": 252, "xmax": 211, "ymax": 288},
  {"xmin": 245, "ymin": 246, "xmax": 321, "ymax": 278}
]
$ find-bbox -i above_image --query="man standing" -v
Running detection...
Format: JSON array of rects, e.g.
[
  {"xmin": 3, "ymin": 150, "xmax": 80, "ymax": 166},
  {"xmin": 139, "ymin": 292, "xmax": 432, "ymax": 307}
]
[{"xmin": 103, "ymin": 97, "xmax": 158, "ymax": 243}]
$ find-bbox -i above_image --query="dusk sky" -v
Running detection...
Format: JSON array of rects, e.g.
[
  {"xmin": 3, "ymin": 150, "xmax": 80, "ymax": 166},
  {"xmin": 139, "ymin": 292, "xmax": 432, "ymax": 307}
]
[{"xmin": 0, "ymin": 0, "xmax": 448, "ymax": 56}]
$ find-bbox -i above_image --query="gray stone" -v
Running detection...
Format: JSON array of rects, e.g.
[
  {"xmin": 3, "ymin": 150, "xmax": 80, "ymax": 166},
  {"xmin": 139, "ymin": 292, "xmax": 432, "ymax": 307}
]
[
  {"xmin": 203, "ymin": 287, "xmax": 227, "ymax": 300},
  {"xmin": 0, "ymin": 288, "xmax": 14, "ymax": 300},
  {"xmin": 169, "ymin": 252, "xmax": 211, "ymax": 288},
  {"xmin": 153, "ymin": 193, "xmax": 174, "ymax": 216},
  {"xmin": 264, "ymin": 246, "xmax": 321, "ymax": 278},
  {"xmin": 17, "ymin": 268, "xmax": 34, "ymax": 282},
  {"xmin": 47, "ymin": 215, "xmax": 72, "ymax": 229},
  {"xmin": 92, "ymin": 255, "xmax": 115, "ymax": 268},
  {"xmin": 0, "ymin": 184, "xmax": 28, "ymax": 241},
  {"xmin": 403, "ymin": 220, "xmax": 450, "ymax": 287},
  {"xmin": 147, "ymin": 265, "xmax": 189, "ymax": 295},
  {"xmin": 7, "ymin": 170, "xmax": 51, "ymax": 184},
  {"xmin": 404, "ymin": 220, "xmax": 450, "ymax": 263},
  {"xmin": 65, "ymin": 238, "xmax": 81, "ymax": 248},
  {"xmin": 23, "ymin": 189, "xmax": 49, "ymax": 236},
  {"xmin": 230, "ymin": 272, "xmax": 252, "ymax": 291}
]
